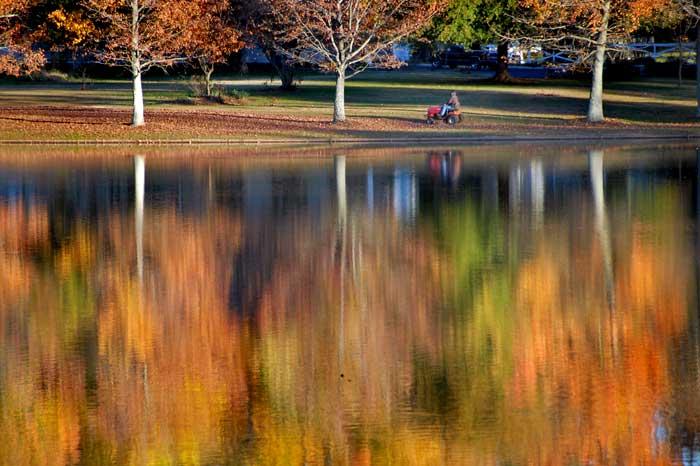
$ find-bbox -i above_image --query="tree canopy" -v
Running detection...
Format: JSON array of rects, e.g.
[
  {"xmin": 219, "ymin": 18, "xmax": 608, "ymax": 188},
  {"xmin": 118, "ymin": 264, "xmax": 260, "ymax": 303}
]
[
  {"xmin": 0, "ymin": 0, "xmax": 45, "ymax": 75},
  {"xmin": 428, "ymin": 0, "xmax": 518, "ymax": 46}
]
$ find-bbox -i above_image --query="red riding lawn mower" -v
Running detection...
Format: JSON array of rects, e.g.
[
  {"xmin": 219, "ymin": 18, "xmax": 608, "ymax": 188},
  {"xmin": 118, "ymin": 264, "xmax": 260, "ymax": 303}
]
[{"xmin": 426, "ymin": 106, "xmax": 463, "ymax": 125}]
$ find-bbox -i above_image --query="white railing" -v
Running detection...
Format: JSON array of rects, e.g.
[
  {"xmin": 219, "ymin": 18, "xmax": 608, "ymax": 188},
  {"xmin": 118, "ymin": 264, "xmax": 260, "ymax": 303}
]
[
  {"xmin": 622, "ymin": 42, "xmax": 695, "ymax": 59},
  {"xmin": 519, "ymin": 42, "xmax": 697, "ymax": 65}
]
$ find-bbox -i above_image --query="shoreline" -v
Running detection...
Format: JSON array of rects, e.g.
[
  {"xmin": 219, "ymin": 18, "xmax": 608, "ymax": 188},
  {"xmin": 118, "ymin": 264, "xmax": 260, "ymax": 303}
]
[{"xmin": 2, "ymin": 133, "xmax": 700, "ymax": 147}]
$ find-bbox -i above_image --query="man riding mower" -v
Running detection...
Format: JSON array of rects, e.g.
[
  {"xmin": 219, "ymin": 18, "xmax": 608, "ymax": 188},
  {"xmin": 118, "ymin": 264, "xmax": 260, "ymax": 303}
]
[{"xmin": 426, "ymin": 91, "xmax": 463, "ymax": 125}]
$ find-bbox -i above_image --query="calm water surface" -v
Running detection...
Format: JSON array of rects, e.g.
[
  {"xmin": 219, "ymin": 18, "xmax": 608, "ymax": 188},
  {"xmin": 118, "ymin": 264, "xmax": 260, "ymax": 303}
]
[{"xmin": 2, "ymin": 145, "xmax": 700, "ymax": 465}]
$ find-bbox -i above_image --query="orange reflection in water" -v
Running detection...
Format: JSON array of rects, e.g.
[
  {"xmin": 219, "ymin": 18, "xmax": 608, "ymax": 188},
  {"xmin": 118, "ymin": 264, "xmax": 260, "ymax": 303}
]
[
  {"xmin": 0, "ymin": 156, "xmax": 696, "ymax": 465},
  {"xmin": 509, "ymin": 186, "xmax": 691, "ymax": 465}
]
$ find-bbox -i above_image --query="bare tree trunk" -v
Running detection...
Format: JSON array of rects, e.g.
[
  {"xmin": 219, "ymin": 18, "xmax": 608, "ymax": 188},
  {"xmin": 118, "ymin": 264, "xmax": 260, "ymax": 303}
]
[
  {"xmin": 198, "ymin": 57, "xmax": 215, "ymax": 97},
  {"xmin": 80, "ymin": 65, "xmax": 88, "ymax": 91},
  {"xmin": 262, "ymin": 47, "xmax": 296, "ymax": 91},
  {"xmin": 334, "ymin": 69, "xmax": 346, "ymax": 123},
  {"xmin": 493, "ymin": 41, "xmax": 512, "ymax": 83},
  {"xmin": 588, "ymin": 0, "xmax": 610, "ymax": 123},
  {"xmin": 132, "ymin": 68, "xmax": 145, "ymax": 126},
  {"xmin": 206, "ymin": 69, "xmax": 213, "ymax": 97},
  {"xmin": 130, "ymin": 0, "xmax": 145, "ymax": 127},
  {"xmin": 205, "ymin": 67, "xmax": 214, "ymax": 97}
]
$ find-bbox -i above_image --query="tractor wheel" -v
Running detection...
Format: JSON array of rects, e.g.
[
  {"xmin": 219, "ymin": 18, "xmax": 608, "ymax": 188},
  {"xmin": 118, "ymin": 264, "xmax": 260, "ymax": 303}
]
[
  {"xmin": 426, "ymin": 118, "xmax": 435, "ymax": 125},
  {"xmin": 446, "ymin": 115, "xmax": 458, "ymax": 125}
]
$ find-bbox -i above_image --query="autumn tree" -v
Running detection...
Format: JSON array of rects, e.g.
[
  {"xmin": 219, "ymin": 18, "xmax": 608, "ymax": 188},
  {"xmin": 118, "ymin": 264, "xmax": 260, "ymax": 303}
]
[
  {"xmin": 0, "ymin": 0, "xmax": 44, "ymax": 76},
  {"xmin": 265, "ymin": 0, "xmax": 446, "ymax": 122},
  {"xmin": 517, "ymin": 0, "xmax": 669, "ymax": 122},
  {"xmin": 427, "ymin": 0, "xmax": 518, "ymax": 82},
  {"xmin": 43, "ymin": 4, "xmax": 96, "ymax": 86},
  {"xmin": 237, "ymin": 0, "xmax": 298, "ymax": 91},
  {"xmin": 85, "ymin": 0, "xmax": 203, "ymax": 126},
  {"xmin": 183, "ymin": 0, "xmax": 243, "ymax": 97}
]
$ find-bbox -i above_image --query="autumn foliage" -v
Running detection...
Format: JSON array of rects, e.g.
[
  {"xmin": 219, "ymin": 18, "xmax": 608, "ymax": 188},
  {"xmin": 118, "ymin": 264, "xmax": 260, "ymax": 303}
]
[
  {"xmin": 0, "ymin": 0, "xmax": 45, "ymax": 75},
  {"xmin": 520, "ymin": 0, "xmax": 670, "ymax": 38}
]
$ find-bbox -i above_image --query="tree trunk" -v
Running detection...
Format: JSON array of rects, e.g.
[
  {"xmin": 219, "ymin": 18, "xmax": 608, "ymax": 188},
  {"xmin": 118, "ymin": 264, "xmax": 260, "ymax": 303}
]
[
  {"xmin": 264, "ymin": 48, "xmax": 296, "ymax": 91},
  {"xmin": 696, "ymin": 26, "xmax": 700, "ymax": 117},
  {"xmin": 80, "ymin": 66, "xmax": 88, "ymax": 91},
  {"xmin": 205, "ymin": 67, "xmax": 214, "ymax": 97},
  {"xmin": 334, "ymin": 69, "xmax": 346, "ymax": 123},
  {"xmin": 132, "ymin": 70, "xmax": 145, "ymax": 127},
  {"xmin": 279, "ymin": 64, "xmax": 295, "ymax": 91},
  {"xmin": 493, "ymin": 41, "xmax": 511, "ymax": 83},
  {"xmin": 206, "ymin": 70, "xmax": 212, "ymax": 97},
  {"xmin": 679, "ymin": 34, "xmax": 684, "ymax": 87},
  {"xmin": 130, "ymin": 0, "xmax": 144, "ymax": 127},
  {"xmin": 199, "ymin": 57, "xmax": 215, "ymax": 97},
  {"xmin": 272, "ymin": 52, "xmax": 295, "ymax": 91},
  {"xmin": 588, "ymin": 1, "xmax": 611, "ymax": 123}
]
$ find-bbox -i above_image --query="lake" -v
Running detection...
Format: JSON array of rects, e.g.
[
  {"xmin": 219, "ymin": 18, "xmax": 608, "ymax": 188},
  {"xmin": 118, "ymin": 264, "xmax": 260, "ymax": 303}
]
[{"xmin": 1, "ymin": 144, "xmax": 699, "ymax": 465}]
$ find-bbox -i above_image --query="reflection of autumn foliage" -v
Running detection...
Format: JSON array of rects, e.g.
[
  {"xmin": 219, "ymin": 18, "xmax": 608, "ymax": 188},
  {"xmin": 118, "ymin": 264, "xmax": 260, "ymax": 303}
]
[
  {"xmin": 251, "ymin": 214, "xmax": 445, "ymax": 464},
  {"xmin": 0, "ymin": 201, "xmax": 48, "ymax": 306},
  {"xmin": 0, "ymin": 174, "xmax": 696, "ymax": 465},
  {"xmin": 94, "ymin": 208, "xmax": 249, "ymax": 464},
  {"xmin": 0, "ymin": 202, "xmax": 251, "ymax": 465},
  {"xmin": 509, "ymin": 192, "xmax": 691, "ymax": 465},
  {"xmin": 0, "ymin": 201, "xmax": 83, "ymax": 466}
]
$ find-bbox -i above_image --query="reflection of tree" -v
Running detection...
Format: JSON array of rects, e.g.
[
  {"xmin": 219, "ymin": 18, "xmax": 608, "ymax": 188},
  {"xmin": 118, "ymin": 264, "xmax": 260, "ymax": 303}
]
[
  {"xmin": 421, "ymin": 191, "xmax": 513, "ymax": 461},
  {"xmin": 0, "ymin": 201, "xmax": 249, "ymax": 465},
  {"xmin": 0, "ymin": 201, "xmax": 48, "ymax": 307},
  {"xmin": 249, "ymin": 195, "xmax": 445, "ymax": 464},
  {"xmin": 135, "ymin": 155, "xmax": 145, "ymax": 283},
  {"xmin": 93, "ymin": 207, "xmax": 247, "ymax": 464},
  {"xmin": 590, "ymin": 150, "xmax": 615, "ymax": 308},
  {"xmin": 506, "ymin": 179, "xmax": 691, "ymax": 465},
  {"xmin": 0, "ymin": 201, "xmax": 84, "ymax": 466}
]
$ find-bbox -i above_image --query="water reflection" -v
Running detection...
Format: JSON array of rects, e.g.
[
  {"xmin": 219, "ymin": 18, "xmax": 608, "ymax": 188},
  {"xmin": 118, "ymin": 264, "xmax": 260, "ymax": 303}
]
[{"xmin": 0, "ymin": 146, "xmax": 699, "ymax": 465}]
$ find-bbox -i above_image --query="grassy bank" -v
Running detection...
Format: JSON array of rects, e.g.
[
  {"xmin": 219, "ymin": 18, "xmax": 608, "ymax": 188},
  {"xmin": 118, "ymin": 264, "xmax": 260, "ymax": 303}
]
[{"xmin": 1, "ymin": 68, "xmax": 699, "ymax": 142}]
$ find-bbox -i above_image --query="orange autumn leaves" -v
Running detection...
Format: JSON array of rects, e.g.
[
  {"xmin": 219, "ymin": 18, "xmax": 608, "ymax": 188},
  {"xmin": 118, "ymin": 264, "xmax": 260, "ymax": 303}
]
[
  {"xmin": 520, "ymin": 0, "xmax": 670, "ymax": 35},
  {"xmin": 47, "ymin": 8, "xmax": 96, "ymax": 48},
  {"xmin": 0, "ymin": 0, "xmax": 45, "ymax": 75}
]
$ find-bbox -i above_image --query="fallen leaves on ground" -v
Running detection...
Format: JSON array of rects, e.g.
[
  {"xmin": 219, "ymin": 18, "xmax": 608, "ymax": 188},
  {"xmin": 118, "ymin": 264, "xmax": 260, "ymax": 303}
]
[{"xmin": 0, "ymin": 105, "xmax": 698, "ymax": 141}]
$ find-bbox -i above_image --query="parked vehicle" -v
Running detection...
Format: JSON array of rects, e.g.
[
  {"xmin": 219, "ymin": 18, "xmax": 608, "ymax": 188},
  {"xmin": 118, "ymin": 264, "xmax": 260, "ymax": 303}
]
[{"xmin": 432, "ymin": 46, "xmax": 490, "ymax": 70}]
